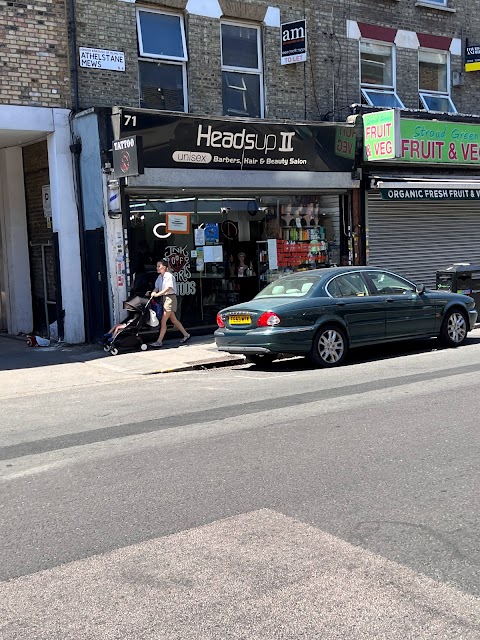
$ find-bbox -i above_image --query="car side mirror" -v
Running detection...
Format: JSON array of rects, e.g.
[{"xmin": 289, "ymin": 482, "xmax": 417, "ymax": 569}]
[{"xmin": 416, "ymin": 284, "xmax": 426, "ymax": 295}]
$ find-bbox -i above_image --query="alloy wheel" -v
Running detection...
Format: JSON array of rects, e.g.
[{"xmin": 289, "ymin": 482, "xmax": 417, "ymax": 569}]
[
  {"xmin": 318, "ymin": 329, "xmax": 345, "ymax": 364},
  {"xmin": 447, "ymin": 312, "xmax": 467, "ymax": 344}
]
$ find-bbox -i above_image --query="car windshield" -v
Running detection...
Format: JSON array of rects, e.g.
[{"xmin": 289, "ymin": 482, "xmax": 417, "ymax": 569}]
[{"xmin": 255, "ymin": 276, "xmax": 321, "ymax": 298}]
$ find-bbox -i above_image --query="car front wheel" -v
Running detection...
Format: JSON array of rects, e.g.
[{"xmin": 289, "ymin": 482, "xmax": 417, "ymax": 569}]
[
  {"xmin": 310, "ymin": 325, "xmax": 348, "ymax": 368},
  {"xmin": 440, "ymin": 309, "xmax": 468, "ymax": 347}
]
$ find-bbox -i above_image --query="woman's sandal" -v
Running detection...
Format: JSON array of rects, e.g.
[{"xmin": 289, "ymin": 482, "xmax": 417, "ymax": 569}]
[
  {"xmin": 150, "ymin": 342, "xmax": 163, "ymax": 347},
  {"xmin": 179, "ymin": 334, "xmax": 191, "ymax": 343}
]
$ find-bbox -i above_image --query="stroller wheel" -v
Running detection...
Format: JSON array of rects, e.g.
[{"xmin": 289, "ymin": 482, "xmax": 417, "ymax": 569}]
[
  {"xmin": 103, "ymin": 345, "xmax": 111, "ymax": 352},
  {"xmin": 110, "ymin": 346, "xmax": 119, "ymax": 356},
  {"xmin": 140, "ymin": 343, "xmax": 148, "ymax": 351}
]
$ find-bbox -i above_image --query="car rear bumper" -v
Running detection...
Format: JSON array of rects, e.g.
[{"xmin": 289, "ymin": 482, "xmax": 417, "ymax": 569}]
[{"xmin": 215, "ymin": 326, "xmax": 314, "ymax": 355}]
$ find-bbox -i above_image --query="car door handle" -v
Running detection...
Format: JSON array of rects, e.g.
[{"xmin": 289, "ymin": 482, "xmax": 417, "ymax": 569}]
[
  {"xmin": 336, "ymin": 302, "xmax": 346, "ymax": 306},
  {"xmin": 384, "ymin": 298, "xmax": 394, "ymax": 303}
]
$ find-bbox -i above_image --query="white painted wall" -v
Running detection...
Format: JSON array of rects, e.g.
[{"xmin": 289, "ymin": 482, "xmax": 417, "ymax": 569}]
[
  {"xmin": 47, "ymin": 110, "xmax": 85, "ymax": 343},
  {"xmin": 0, "ymin": 147, "xmax": 34, "ymax": 335}
]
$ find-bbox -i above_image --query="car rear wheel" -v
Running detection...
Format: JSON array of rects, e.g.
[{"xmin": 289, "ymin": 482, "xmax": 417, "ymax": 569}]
[
  {"xmin": 440, "ymin": 309, "xmax": 468, "ymax": 347},
  {"xmin": 310, "ymin": 324, "xmax": 348, "ymax": 368},
  {"xmin": 246, "ymin": 354, "xmax": 276, "ymax": 367}
]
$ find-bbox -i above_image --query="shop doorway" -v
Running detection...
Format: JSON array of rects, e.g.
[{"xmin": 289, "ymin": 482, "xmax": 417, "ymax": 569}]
[{"xmin": 23, "ymin": 142, "xmax": 59, "ymax": 338}]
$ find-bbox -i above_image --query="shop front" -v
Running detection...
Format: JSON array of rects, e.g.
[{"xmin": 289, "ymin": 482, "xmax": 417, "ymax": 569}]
[
  {"xmin": 363, "ymin": 114, "xmax": 480, "ymax": 288},
  {"xmin": 112, "ymin": 110, "xmax": 359, "ymax": 329}
]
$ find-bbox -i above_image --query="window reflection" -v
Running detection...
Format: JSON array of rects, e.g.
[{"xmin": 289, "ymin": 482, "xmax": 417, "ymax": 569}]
[{"xmin": 127, "ymin": 195, "xmax": 345, "ymax": 328}]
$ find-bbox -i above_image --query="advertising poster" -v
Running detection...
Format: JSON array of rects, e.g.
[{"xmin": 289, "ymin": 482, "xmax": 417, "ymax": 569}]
[{"xmin": 166, "ymin": 212, "xmax": 191, "ymax": 235}]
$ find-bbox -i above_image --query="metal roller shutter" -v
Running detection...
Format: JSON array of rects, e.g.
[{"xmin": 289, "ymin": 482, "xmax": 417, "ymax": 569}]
[{"xmin": 367, "ymin": 191, "xmax": 480, "ymax": 288}]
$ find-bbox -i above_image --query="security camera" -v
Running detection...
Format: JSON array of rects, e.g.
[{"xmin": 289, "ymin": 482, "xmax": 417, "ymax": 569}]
[{"xmin": 220, "ymin": 207, "xmax": 230, "ymax": 214}]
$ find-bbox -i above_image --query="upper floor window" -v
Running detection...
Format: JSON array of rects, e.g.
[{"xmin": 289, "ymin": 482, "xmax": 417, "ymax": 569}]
[
  {"xmin": 136, "ymin": 9, "xmax": 188, "ymax": 111},
  {"xmin": 221, "ymin": 22, "xmax": 264, "ymax": 118},
  {"xmin": 419, "ymin": 49, "xmax": 456, "ymax": 113},
  {"xmin": 360, "ymin": 41, "xmax": 404, "ymax": 108}
]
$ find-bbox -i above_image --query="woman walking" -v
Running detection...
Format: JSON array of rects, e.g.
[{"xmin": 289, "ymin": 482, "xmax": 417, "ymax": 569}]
[{"xmin": 150, "ymin": 260, "xmax": 190, "ymax": 348}]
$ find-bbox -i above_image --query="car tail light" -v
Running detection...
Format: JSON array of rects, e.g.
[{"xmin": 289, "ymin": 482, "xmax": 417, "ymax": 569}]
[
  {"xmin": 216, "ymin": 313, "xmax": 225, "ymax": 328},
  {"xmin": 257, "ymin": 311, "xmax": 281, "ymax": 327}
]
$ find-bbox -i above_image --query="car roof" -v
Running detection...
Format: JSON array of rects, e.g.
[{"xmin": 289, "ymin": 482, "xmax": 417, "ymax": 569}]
[{"xmin": 280, "ymin": 266, "xmax": 384, "ymax": 278}]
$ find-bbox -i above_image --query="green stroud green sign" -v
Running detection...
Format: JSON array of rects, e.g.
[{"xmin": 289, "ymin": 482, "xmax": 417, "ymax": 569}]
[
  {"xmin": 399, "ymin": 119, "xmax": 480, "ymax": 165},
  {"xmin": 381, "ymin": 187, "xmax": 480, "ymax": 200},
  {"xmin": 364, "ymin": 115, "xmax": 480, "ymax": 165},
  {"xmin": 363, "ymin": 110, "xmax": 399, "ymax": 160}
]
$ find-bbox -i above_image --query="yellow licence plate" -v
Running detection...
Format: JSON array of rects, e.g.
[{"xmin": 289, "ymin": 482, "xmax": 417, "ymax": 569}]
[{"xmin": 229, "ymin": 315, "xmax": 251, "ymax": 325}]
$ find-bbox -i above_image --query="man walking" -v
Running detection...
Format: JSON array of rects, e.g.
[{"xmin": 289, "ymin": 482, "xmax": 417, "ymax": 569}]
[{"xmin": 150, "ymin": 260, "xmax": 190, "ymax": 348}]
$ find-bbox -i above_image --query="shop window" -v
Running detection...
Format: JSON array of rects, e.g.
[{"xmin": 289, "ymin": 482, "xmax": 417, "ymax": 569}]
[
  {"xmin": 419, "ymin": 49, "xmax": 456, "ymax": 113},
  {"xmin": 360, "ymin": 41, "xmax": 404, "ymax": 109},
  {"xmin": 126, "ymin": 195, "xmax": 344, "ymax": 329},
  {"xmin": 221, "ymin": 22, "xmax": 264, "ymax": 118},
  {"xmin": 136, "ymin": 9, "xmax": 188, "ymax": 111}
]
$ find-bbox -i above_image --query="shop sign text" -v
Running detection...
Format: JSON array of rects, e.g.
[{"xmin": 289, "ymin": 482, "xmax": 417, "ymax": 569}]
[
  {"xmin": 281, "ymin": 19, "xmax": 307, "ymax": 65},
  {"xmin": 381, "ymin": 187, "xmax": 480, "ymax": 201},
  {"xmin": 118, "ymin": 111, "xmax": 355, "ymax": 173},
  {"xmin": 335, "ymin": 126, "xmax": 356, "ymax": 159},
  {"xmin": 364, "ymin": 110, "xmax": 399, "ymax": 161},
  {"xmin": 399, "ymin": 119, "xmax": 480, "ymax": 165},
  {"xmin": 79, "ymin": 47, "xmax": 125, "ymax": 71},
  {"xmin": 465, "ymin": 44, "xmax": 480, "ymax": 72},
  {"xmin": 112, "ymin": 136, "xmax": 144, "ymax": 179}
]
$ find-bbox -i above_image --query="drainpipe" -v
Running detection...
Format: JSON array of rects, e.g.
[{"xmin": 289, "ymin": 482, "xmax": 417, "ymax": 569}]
[
  {"xmin": 68, "ymin": 0, "xmax": 79, "ymax": 111},
  {"xmin": 70, "ymin": 137, "xmax": 91, "ymax": 343}
]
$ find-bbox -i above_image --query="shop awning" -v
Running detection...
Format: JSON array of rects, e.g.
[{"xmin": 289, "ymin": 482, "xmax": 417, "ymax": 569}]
[{"xmin": 126, "ymin": 168, "xmax": 359, "ymax": 194}]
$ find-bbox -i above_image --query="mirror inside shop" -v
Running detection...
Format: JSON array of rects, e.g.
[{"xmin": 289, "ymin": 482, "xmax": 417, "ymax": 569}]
[{"xmin": 127, "ymin": 194, "xmax": 350, "ymax": 328}]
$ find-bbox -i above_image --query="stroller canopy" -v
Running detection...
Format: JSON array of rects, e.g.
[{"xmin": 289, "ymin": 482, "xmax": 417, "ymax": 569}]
[{"xmin": 123, "ymin": 295, "xmax": 149, "ymax": 312}]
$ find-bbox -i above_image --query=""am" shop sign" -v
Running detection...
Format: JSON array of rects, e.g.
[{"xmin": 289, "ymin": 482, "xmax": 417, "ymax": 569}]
[{"xmin": 281, "ymin": 19, "xmax": 307, "ymax": 66}]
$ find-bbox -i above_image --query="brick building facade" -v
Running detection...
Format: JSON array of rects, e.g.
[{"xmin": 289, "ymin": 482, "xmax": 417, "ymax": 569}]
[
  {"xmin": 0, "ymin": 1, "xmax": 84, "ymax": 342},
  {"xmin": 3, "ymin": 0, "xmax": 480, "ymax": 342},
  {"xmin": 72, "ymin": 0, "xmax": 480, "ymax": 120},
  {"xmin": 68, "ymin": 0, "xmax": 480, "ymax": 338},
  {"xmin": 0, "ymin": 0, "xmax": 71, "ymax": 107}
]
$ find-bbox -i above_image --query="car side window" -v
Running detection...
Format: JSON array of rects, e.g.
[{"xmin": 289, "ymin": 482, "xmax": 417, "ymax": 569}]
[
  {"xmin": 327, "ymin": 273, "xmax": 369, "ymax": 298},
  {"xmin": 368, "ymin": 271, "xmax": 414, "ymax": 295}
]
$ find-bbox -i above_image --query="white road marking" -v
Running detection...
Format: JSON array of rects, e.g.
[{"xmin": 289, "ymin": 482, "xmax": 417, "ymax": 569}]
[{"xmin": 1, "ymin": 510, "xmax": 479, "ymax": 639}]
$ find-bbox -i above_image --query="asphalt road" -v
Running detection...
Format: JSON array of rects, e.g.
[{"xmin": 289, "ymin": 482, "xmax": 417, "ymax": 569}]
[{"xmin": 1, "ymin": 336, "xmax": 480, "ymax": 638}]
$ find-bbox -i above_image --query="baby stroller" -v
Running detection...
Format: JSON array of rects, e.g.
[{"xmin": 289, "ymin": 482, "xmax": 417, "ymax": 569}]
[{"xmin": 103, "ymin": 296, "xmax": 160, "ymax": 356}]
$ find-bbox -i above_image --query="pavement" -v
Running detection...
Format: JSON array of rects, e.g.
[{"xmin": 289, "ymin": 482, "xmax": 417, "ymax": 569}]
[{"xmin": 0, "ymin": 332, "xmax": 245, "ymax": 397}]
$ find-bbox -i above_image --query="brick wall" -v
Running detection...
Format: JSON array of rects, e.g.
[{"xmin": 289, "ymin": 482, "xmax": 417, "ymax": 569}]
[
  {"xmin": 75, "ymin": 0, "xmax": 139, "ymax": 107},
  {"xmin": 332, "ymin": 0, "xmax": 480, "ymax": 117},
  {"xmin": 0, "ymin": 0, "xmax": 71, "ymax": 107},
  {"xmin": 73, "ymin": 0, "xmax": 480, "ymax": 120}
]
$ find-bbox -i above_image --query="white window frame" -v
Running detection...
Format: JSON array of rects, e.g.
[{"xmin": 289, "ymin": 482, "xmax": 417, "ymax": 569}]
[
  {"xmin": 220, "ymin": 20, "xmax": 264, "ymax": 118},
  {"xmin": 423, "ymin": 0, "xmax": 448, "ymax": 5},
  {"xmin": 359, "ymin": 40, "xmax": 404, "ymax": 109},
  {"xmin": 136, "ymin": 7, "xmax": 188, "ymax": 112},
  {"xmin": 418, "ymin": 48, "xmax": 456, "ymax": 114}
]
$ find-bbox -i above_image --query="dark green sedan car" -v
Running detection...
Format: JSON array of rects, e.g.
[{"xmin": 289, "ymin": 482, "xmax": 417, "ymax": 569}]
[{"xmin": 215, "ymin": 267, "xmax": 478, "ymax": 367}]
